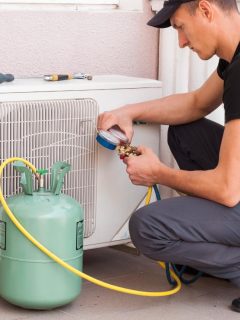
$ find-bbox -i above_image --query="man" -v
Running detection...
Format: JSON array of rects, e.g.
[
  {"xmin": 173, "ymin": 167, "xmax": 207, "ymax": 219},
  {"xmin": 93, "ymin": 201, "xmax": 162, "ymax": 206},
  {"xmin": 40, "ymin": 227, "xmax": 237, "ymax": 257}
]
[{"xmin": 97, "ymin": 0, "xmax": 240, "ymax": 312}]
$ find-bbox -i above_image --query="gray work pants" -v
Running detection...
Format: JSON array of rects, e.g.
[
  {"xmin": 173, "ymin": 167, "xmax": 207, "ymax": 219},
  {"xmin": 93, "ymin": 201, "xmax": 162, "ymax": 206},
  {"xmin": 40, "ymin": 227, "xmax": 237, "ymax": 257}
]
[{"xmin": 129, "ymin": 118, "xmax": 240, "ymax": 286}]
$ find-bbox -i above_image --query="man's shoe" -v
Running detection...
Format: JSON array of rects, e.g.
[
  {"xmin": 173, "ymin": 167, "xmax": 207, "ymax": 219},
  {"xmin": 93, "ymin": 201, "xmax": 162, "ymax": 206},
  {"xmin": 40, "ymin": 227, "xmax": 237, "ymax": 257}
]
[{"xmin": 231, "ymin": 297, "xmax": 240, "ymax": 312}]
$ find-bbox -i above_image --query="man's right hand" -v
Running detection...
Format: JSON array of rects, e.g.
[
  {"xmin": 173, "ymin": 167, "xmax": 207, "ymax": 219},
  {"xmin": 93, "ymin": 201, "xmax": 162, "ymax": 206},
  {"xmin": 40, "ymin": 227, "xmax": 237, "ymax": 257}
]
[{"xmin": 97, "ymin": 109, "xmax": 134, "ymax": 142}]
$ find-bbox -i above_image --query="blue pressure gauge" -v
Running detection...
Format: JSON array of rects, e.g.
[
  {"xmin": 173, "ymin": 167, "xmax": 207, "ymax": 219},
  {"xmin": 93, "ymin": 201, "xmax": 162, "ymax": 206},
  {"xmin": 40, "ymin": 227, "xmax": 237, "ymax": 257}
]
[{"xmin": 96, "ymin": 126, "xmax": 128, "ymax": 150}]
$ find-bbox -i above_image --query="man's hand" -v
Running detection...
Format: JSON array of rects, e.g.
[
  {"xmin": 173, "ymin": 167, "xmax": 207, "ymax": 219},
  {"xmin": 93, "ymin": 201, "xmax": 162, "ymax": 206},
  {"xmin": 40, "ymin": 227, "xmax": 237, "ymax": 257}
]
[
  {"xmin": 97, "ymin": 109, "xmax": 134, "ymax": 142},
  {"xmin": 122, "ymin": 145, "xmax": 166, "ymax": 186}
]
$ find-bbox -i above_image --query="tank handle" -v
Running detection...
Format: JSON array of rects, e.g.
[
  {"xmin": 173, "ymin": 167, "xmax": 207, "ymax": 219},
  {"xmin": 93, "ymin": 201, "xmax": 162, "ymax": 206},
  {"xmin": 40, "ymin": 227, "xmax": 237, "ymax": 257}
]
[
  {"xmin": 50, "ymin": 162, "xmax": 71, "ymax": 195},
  {"xmin": 13, "ymin": 161, "xmax": 33, "ymax": 195}
]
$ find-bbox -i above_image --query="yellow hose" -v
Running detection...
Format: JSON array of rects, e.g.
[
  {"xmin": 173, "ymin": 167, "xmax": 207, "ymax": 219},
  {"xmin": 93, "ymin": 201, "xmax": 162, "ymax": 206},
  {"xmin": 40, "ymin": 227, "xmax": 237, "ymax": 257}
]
[
  {"xmin": 145, "ymin": 186, "xmax": 152, "ymax": 206},
  {"xmin": 0, "ymin": 157, "xmax": 181, "ymax": 297}
]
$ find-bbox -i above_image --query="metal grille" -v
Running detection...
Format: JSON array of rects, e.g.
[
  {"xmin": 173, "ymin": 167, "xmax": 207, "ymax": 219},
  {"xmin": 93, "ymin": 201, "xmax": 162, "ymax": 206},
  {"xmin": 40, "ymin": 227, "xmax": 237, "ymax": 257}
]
[{"xmin": 0, "ymin": 98, "xmax": 99, "ymax": 238}]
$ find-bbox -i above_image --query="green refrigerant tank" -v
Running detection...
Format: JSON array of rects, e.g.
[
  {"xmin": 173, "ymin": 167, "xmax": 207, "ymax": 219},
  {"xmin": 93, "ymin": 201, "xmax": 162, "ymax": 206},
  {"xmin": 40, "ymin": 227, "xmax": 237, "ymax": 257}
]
[{"xmin": 0, "ymin": 161, "xmax": 84, "ymax": 310}]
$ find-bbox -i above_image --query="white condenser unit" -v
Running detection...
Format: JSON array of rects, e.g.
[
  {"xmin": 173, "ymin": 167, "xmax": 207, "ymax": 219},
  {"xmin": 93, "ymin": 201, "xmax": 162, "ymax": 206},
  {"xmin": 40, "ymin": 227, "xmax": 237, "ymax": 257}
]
[{"xmin": 0, "ymin": 75, "xmax": 162, "ymax": 249}]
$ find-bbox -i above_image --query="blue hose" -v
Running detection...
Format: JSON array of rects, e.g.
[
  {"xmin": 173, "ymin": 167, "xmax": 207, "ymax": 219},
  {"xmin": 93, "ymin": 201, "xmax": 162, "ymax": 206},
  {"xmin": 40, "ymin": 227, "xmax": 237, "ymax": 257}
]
[
  {"xmin": 153, "ymin": 184, "xmax": 161, "ymax": 200},
  {"xmin": 152, "ymin": 185, "xmax": 203, "ymax": 286},
  {"xmin": 171, "ymin": 264, "xmax": 203, "ymax": 285}
]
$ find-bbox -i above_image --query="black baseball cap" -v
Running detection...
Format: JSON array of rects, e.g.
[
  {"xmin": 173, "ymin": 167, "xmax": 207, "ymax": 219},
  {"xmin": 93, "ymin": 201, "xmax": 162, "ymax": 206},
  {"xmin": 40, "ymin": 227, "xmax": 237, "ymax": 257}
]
[{"xmin": 147, "ymin": 0, "xmax": 195, "ymax": 28}]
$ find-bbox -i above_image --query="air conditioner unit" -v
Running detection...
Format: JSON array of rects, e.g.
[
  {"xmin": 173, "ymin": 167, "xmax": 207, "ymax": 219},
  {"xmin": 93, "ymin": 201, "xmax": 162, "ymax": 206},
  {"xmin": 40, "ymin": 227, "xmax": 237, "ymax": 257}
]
[{"xmin": 0, "ymin": 75, "xmax": 162, "ymax": 249}]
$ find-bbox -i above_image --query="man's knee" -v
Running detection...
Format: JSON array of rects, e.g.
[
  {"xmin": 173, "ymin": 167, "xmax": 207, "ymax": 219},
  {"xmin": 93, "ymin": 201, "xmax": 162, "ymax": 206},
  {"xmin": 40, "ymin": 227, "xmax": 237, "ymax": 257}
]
[
  {"xmin": 167, "ymin": 120, "xmax": 209, "ymax": 170},
  {"xmin": 168, "ymin": 118, "xmax": 218, "ymax": 151},
  {"xmin": 167, "ymin": 122, "xmax": 197, "ymax": 150},
  {"xmin": 129, "ymin": 211, "xmax": 144, "ymax": 251},
  {"xmin": 167, "ymin": 125, "xmax": 177, "ymax": 151},
  {"xmin": 129, "ymin": 207, "xmax": 170, "ymax": 260},
  {"xmin": 167, "ymin": 124, "xmax": 188, "ymax": 160}
]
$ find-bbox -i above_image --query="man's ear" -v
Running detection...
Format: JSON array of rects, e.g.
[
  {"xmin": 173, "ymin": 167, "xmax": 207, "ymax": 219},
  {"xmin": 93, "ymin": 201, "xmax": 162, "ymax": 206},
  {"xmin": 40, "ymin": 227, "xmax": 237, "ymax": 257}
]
[{"xmin": 198, "ymin": 0, "xmax": 214, "ymax": 22}]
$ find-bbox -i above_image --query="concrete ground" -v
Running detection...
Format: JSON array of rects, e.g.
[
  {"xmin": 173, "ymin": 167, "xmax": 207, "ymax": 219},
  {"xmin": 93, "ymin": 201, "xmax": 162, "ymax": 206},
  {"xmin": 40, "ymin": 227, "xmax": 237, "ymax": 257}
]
[{"xmin": 1, "ymin": 246, "xmax": 240, "ymax": 320}]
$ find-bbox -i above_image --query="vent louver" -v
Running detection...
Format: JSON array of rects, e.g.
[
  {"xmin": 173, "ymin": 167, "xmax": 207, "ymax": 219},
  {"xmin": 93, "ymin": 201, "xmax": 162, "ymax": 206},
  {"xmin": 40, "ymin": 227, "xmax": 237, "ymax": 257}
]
[{"xmin": 0, "ymin": 98, "xmax": 99, "ymax": 238}]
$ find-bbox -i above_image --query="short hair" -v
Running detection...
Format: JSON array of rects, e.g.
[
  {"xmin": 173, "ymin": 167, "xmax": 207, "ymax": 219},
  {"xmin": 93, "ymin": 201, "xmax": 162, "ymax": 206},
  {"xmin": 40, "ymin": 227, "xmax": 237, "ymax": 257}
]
[{"xmin": 185, "ymin": 0, "xmax": 238, "ymax": 14}]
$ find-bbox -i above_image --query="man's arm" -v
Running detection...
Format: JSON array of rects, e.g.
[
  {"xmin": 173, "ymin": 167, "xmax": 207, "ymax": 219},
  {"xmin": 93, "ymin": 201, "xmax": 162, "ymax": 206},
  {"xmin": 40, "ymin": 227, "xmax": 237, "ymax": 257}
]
[
  {"xmin": 159, "ymin": 119, "xmax": 240, "ymax": 207},
  {"xmin": 126, "ymin": 70, "xmax": 223, "ymax": 124},
  {"xmin": 97, "ymin": 70, "xmax": 223, "ymax": 139},
  {"xmin": 124, "ymin": 119, "xmax": 240, "ymax": 207}
]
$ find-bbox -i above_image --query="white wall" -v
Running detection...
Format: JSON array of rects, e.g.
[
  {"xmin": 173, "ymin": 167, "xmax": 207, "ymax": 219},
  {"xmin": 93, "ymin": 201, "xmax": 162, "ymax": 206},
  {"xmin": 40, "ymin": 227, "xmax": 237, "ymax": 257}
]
[{"xmin": 0, "ymin": 0, "xmax": 159, "ymax": 79}]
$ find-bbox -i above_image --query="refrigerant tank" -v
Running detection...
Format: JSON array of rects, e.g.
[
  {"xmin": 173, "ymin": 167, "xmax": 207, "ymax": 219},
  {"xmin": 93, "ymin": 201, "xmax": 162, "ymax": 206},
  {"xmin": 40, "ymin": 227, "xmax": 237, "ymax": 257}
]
[{"xmin": 0, "ymin": 161, "xmax": 83, "ymax": 310}]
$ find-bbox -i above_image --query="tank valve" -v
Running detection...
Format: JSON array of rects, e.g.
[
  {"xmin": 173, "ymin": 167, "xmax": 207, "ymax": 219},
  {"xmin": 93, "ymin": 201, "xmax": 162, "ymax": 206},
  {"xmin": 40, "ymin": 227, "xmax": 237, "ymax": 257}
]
[{"xmin": 36, "ymin": 169, "xmax": 48, "ymax": 189}]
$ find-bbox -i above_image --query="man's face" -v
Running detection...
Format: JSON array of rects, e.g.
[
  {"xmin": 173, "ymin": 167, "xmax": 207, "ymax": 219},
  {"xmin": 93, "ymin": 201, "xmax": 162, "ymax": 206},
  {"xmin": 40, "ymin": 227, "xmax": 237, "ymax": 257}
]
[{"xmin": 170, "ymin": 2, "xmax": 217, "ymax": 60}]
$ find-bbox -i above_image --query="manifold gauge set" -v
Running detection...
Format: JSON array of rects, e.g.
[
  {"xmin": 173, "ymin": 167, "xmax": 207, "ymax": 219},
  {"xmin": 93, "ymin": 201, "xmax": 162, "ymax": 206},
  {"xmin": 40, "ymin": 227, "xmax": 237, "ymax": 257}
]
[
  {"xmin": 96, "ymin": 126, "xmax": 139, "ymax": 158},
  {"xmin": 96, "ymin": 126, "xmax": 128, "ymax": 150}
]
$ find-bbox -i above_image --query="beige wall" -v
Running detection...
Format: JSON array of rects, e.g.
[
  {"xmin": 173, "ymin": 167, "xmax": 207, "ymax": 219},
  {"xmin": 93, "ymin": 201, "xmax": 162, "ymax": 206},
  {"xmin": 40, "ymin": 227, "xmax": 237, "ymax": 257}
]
[{"xmin": 0, "ymin": 0, "xmax": 159, "ymax": 79}]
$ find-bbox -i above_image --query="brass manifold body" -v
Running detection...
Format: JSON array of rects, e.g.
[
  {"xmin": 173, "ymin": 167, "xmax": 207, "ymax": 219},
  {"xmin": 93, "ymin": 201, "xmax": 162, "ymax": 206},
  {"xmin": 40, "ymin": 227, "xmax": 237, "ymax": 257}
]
[{"xmin": 116, "ymin": 144, "xmax": 140, "ymax": 159}]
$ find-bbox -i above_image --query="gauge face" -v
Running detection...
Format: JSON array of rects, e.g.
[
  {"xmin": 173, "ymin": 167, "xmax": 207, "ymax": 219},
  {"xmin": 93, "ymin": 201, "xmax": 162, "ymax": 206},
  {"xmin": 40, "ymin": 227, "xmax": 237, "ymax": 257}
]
[
  {"xmin": 98, "ymin": 130, "xmax": 120, "ymax": 145},
  {"xmin": 108, "ymin": 127, "xmax": 128, "ymax": 143}
]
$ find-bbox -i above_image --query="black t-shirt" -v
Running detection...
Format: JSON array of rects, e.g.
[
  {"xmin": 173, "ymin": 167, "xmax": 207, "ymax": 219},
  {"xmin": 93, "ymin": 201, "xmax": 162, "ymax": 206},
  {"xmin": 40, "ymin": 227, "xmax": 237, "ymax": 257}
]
[{"xmin": 217, "ymin": 43, "xmax": 240, "ymax": 123}]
